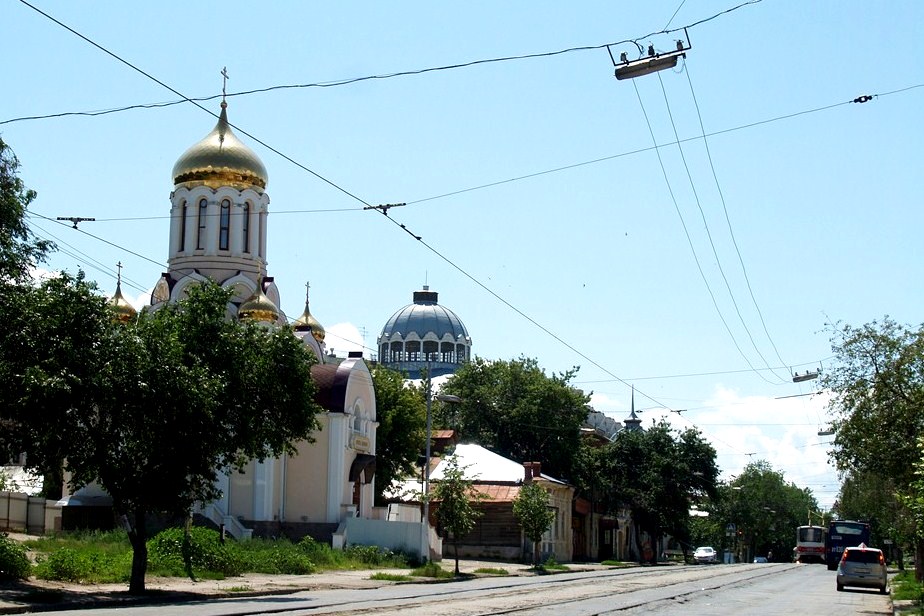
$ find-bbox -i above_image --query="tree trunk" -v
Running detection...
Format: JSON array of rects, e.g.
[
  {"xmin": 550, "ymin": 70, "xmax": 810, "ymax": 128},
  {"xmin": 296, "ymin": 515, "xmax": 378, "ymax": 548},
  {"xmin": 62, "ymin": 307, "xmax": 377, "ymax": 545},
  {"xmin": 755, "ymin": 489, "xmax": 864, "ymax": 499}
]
[
  {"xmin": 534, "ymin": 538, "xmax": 541, "ymax": 568},
  {"xmin": 915, "ymin": 537, "xmax": 924, "ymax": 583},
  {"xmin": 454, "ymin": 538, "xmax": 460, "ymax": 576},
  {"xmin": 127, "ymin": 509, "xmax": 148, "ymax": 595}
]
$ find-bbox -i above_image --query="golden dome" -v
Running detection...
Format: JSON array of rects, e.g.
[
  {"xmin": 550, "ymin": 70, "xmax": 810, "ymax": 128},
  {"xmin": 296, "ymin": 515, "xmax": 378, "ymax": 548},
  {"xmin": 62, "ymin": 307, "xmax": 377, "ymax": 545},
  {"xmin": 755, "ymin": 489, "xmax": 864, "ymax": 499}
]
[
  {"xmin": 238, "ymin": 279, "xmax": 279, "ymax": 324},
  {"xmin": 110, "ymin": 280, "xmax": 137, "ymax": 324},
  {"xmin": 172, "ymin": 102, "xmax": 268, "ymax": 192},
  {"xmin": 293, "ymin": 284, "xmax": 325, "ymax": 342}
]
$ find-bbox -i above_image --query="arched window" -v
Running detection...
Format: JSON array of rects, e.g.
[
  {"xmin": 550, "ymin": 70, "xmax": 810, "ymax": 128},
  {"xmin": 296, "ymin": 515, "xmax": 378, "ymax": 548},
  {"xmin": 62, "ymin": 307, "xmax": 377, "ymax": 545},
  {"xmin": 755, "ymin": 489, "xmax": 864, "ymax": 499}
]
[
  {"xmin": 196, "ymin": 198, "xmax": 208, "ymax": 250},
  {"xmin": 178, "ymin": 200, "xmax": 187, "ymax": 252},
  {"xmin": 219, "ymin": 199, "xmax": 231, "ymax": 250},
  {"xmin": 242, "ymin": 202, "xmax": 251, "ymax": 253}
]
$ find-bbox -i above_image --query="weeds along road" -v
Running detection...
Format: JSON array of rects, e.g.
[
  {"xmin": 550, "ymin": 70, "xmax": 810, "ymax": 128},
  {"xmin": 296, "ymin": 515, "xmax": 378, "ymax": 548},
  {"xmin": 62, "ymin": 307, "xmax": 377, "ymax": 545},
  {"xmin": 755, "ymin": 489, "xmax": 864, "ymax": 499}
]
[{"xmin": 68, "ymin": 563, "xmax": 891, "ymax": 616}]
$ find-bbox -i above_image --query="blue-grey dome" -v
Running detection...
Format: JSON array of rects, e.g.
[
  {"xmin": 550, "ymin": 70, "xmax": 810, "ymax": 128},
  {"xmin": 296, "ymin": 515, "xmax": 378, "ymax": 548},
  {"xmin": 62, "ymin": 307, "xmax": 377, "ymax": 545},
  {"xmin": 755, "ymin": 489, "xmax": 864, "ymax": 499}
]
[
  {"xmin": 380, "ymin": 288, "xmax": 469, "ymax": 341},
  {"xmin": 377, "ymin": 286, "xmax": 472, "ymax": 378}
]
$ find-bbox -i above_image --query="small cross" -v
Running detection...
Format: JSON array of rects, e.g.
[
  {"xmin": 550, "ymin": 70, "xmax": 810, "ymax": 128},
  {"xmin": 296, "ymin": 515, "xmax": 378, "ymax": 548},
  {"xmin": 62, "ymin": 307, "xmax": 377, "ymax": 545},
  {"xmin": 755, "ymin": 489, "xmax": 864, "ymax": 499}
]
[
  {"xmin": 116, "ymin": 261, "xmax": 123, "ymax": 285},
  {"xmin": 221, "ymin": 67, "xmax": 229, "ymax": 101},
  {"xmin": 305, "ymin": 281, "xmax": 311, "ymax": 302}
]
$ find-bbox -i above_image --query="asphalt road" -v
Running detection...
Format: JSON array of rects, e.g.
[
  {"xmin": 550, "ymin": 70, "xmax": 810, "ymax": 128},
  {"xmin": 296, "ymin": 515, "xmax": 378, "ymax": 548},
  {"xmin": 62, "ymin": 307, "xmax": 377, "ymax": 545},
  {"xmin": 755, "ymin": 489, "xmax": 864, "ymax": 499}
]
[{"xmin": 51, "ymin": 563, "xmax": 893, "ymax": 616}]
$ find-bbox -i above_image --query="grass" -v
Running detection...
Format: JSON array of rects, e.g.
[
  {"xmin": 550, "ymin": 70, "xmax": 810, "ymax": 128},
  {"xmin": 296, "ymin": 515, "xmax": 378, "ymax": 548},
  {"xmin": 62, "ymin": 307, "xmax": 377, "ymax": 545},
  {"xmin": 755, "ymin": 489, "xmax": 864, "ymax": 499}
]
[
  {"xmin": 369, "ymin": 572, "xmax": 413, "ymax": 582},
  {"xmin": 473, "ymin": 567, "xmax": 508, "ymax": 575},
  {"xmin": 410, "ymin": 562, "xmax": 455, "ymax": 578},
  {"xmin": 891, "ymin": 570, "xmax": 923, "ymax": 602},
  {"xmin": 222, "ymin": 585, "xmax": 253, "ymax": 592},
  {"xmin": 17, "ymin": 528, "xmax": 412, "ymax": 585},
  {"xmin": 600, "ymin": 559, "xmax": 629, "ymax": 567}
]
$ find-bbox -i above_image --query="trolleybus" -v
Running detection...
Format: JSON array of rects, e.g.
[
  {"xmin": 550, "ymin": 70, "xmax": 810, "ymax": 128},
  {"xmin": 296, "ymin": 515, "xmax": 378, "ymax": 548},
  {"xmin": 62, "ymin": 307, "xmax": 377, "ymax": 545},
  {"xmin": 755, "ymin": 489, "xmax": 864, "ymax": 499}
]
[
  {"xmin": 794, "ymin": 525, "xmax": 826, "ymax": 563},
  {"xmin": 826, "ymin": 520, "xmax": 871, "ymax": 570}
]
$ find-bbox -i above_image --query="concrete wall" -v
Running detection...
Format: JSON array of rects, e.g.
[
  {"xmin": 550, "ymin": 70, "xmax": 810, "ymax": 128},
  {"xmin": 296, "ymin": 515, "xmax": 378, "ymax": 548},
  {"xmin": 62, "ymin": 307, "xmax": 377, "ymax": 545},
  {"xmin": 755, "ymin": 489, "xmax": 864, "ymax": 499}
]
[
  {"xmin": 0, "ymin": 491, "xmax": 61, "ymax": 534},
  {"xmin": 333, "ymin": 517, "xmax": 442, "ymax": 562}
]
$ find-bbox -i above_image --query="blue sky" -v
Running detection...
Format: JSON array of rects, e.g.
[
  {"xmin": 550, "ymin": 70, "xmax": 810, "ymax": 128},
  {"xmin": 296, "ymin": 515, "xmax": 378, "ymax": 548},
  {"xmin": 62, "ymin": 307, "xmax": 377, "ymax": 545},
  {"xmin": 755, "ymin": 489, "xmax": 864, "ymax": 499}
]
[{"xmin": 4, "ymin": 0, "xmax": 922, "ymax": 510}]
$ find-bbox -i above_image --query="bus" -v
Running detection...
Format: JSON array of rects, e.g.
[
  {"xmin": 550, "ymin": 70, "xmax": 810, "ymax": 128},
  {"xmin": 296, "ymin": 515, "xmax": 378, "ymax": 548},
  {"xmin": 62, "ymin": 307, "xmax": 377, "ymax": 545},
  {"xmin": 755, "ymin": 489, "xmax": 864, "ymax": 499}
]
[
  {"xmin": 794, "ymin": 525, "xmax": 826, "ymax": 563},
  {"xmin": 826, "ymin": 520, "xmax": 871, "ymax": 570}
]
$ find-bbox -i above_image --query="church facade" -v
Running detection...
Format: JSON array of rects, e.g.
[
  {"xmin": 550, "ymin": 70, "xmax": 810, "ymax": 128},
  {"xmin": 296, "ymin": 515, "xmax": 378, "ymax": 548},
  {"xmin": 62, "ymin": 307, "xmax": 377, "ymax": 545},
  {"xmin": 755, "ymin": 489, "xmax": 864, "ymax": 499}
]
[{"xmin": 144, "ymin": 101, "xmax": 379, "ymax": 540}]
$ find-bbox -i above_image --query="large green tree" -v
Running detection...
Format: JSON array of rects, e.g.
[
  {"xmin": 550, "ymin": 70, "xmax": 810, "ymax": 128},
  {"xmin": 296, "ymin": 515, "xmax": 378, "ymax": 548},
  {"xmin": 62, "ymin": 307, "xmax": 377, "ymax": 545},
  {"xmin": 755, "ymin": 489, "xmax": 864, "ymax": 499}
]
[
  {"xmin": 822, "ymin": 318, "xmax": 924, "ymax": 576},
  {"xmin": 713, "ymin": 461, "xmax": 818, "ymax": 563},
  {"xmin": 605, "ymin": 421, "xmax": 718, "ymax": 563},
  {"xmin": 369, "ymin": 364, "xmax": 426, "ymax": 505},
  {"xmin": 0, "ymin": 279, "xmax": 323, "ymax": 594},
  {"xmin": 436, "ymin": 356, "xmax": 589, "ymax": 480}
]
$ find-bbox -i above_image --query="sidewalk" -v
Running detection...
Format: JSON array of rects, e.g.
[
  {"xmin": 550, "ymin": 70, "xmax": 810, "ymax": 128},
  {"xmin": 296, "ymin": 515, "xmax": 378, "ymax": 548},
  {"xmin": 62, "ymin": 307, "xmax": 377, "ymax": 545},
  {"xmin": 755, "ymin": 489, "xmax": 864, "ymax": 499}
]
[{"xmin": 0, "ymin": 558, "xmax": 615, "ymax": 614}]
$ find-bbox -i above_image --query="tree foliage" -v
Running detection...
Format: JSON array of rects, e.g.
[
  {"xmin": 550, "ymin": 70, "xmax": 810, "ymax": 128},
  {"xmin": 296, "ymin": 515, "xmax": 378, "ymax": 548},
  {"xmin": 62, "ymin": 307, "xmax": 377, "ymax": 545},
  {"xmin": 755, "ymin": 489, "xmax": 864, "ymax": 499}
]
[
  {"xmin": 0, "ymin": 278, "xmax": 323, "ymax": 594},
  {"xmin": 709, "ymin": 461, "xmax": 818, "ymax": 563},
  {"xmin": 512, "ymin": 481, "xmax": 556, "ymax": 566},
  {"xmin": 437, "ymin": 356, "xmax": 589, "ymax": 480},
  {"xmin": 0, "ymin": 138, "xmax": 52, "ymax": 283},
  {"xmin": 431, "ymin": 455, "xmax": 482, "ymax": 575},
  {"xmin": 822, "ymin": 317, "xmax": 924, "ymax": 577},
  {"xmin": 604, "ymin": 421, "xmax": 718, "ymax": 563},
  {"xmin": 369, "ymin": 364, "xmax": 426, "ymax": 505}
]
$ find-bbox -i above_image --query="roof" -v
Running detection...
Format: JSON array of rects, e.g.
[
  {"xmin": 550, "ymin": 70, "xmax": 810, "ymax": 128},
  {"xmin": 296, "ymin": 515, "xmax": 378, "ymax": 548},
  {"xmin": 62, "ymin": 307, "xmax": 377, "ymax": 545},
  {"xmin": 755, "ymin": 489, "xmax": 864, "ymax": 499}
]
[{"xmin": 378, "ymin": 287, "xmax": 470, "ymax": 342}]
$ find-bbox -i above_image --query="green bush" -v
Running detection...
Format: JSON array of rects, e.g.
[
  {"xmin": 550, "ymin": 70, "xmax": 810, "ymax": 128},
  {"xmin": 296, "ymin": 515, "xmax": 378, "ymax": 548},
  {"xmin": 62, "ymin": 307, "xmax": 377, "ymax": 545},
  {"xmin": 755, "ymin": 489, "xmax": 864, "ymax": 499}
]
[
  {"xmin": 0, "ymin": 533, "xmax": 31, "ymax": 580},
  {"xmin": 344, "ymin": 544, "xmax": 406, "ymax": 567},
  {"xmin": 235, "ymin": 539, "xmax": 316, "ymax": 575},
  {"xmin": 147, "ymin": 527, "xmax": 244, "ymax": 576},
  {"xmin": 34, "ymin": 548, "xmax": 86, "ymax": 582}
]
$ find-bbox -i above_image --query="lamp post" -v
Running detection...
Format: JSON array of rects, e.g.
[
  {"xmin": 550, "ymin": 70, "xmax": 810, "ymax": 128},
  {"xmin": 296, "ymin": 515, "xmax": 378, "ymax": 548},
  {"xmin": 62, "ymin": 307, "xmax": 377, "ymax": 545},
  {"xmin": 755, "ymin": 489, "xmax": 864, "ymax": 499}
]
[{"xmin": 420, "ymin": 380, "xmax": 463, "ymax": 563}]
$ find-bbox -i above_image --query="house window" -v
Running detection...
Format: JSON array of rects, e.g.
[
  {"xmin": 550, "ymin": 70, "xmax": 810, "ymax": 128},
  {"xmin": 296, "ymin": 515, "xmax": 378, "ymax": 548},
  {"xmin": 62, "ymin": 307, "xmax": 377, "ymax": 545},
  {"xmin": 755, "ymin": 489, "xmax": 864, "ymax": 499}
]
[
  {"xmin": 178, "ymin": 200, "xmax": 187, "ymax": 252},
  {"xmin": 219, "ymin": 199, "xmax": 231, "ymax": 250},
  {"xmin": 196, "ymin": 198, "xmax": 208, "ymax": 249},
  {"xmin": 242, "ymin": 202, "xmax": 250, "ymax": 253}
]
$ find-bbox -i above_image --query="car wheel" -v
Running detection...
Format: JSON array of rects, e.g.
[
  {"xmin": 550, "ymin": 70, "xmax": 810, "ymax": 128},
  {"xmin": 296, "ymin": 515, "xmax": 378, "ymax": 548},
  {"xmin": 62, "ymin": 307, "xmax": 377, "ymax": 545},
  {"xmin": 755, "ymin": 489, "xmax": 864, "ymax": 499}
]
[
  {"xmin": 836, "ymin": 582, "xmax": 843, "ymax": 592},
  {"xmin": 880, "ymin": 586, "xmax": 888, "ymax": 595}
]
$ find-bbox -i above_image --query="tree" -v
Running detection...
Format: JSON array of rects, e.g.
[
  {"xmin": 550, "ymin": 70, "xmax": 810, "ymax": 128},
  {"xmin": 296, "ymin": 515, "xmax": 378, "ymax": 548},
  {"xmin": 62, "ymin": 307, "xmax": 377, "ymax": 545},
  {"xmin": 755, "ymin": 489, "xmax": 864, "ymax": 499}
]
[
  {"xmin": 369, "ymin": 364, "xmax": 426, "ymax": 505},
  {"xmin": 437, "ymin": 357, "xmax": 589, "ymax": 480},
  {"xmin": 431, "ymin": 455, "xmax": 482, "ymax": 575},
  {"xmin": 0, "ymin": 279, "xmax": 323, "ymax": 594},
  {"xmin": 513, "ymin": 481, "xmax": 556, "ymax": 567},
  {"xmin": 712, "ymin": 461, "xmax": 819, "ymax": 563},
  {"xmin": 605, "ymin": 421, "xmax": 718, "ymax": 563},
  {"xmin": 0, "ymin": 138, "xmax": 52, "ymax": 282},
  {"xmin": 822, "ymin": 318, "xmax": 924, "ymax": 578}
]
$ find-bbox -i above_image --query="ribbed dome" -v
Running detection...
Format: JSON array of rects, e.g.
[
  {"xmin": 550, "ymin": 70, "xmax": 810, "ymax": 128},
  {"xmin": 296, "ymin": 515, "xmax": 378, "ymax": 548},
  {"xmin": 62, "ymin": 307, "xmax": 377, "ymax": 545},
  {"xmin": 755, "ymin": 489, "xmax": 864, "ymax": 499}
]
[
  {"xmin": 172, "ymin": 102, "xmax": 268, "ymax": 192},
  {"xmin": 379, "ymin": 286, "xmax": 470, "ymax": 341},
  {"xmin": 238, "ymin": 279, "xmax": 279, "ymax": 324}
]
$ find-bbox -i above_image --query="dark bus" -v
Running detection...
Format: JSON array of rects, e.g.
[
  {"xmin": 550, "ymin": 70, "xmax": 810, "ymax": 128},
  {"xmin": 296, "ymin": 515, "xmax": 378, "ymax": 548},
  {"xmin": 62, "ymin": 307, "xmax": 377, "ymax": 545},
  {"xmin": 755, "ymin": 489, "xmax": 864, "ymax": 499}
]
[{"xmin": 826, "ymin": 520, "xmax": 871, "ymax": 570}]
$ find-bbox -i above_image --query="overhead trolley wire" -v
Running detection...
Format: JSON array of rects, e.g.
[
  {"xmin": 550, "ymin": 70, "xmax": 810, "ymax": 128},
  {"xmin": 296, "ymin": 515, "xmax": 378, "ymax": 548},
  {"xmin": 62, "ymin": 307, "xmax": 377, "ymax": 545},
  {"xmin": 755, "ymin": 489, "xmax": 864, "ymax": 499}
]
[{"xmin": 6, "ymin": 0, "xmax": 764, "ymax": 127}]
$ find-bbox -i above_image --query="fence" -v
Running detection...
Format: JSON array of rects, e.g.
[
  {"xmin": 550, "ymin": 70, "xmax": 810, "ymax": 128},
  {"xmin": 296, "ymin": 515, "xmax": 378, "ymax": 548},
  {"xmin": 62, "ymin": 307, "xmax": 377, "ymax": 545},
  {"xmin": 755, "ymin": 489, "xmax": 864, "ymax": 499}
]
[{"xmin": 0, "ymin": 491, "xmax": 62, "ymax": 535}]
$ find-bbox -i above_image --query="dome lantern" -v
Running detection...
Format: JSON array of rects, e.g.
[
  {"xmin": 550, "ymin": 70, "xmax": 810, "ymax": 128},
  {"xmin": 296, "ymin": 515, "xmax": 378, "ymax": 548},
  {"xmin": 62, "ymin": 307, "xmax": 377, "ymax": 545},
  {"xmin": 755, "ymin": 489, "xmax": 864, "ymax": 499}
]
[{"xmin": 238, "ymin": 278, "xmax": 279, "ymax": 324}]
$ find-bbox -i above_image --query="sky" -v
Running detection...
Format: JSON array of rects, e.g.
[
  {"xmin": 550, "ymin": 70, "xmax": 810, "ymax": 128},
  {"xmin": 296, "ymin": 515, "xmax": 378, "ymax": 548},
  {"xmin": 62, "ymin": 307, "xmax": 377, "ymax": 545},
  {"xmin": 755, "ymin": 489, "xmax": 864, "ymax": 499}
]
[{"xmin": 3, "ymin": 0, "xmax": 922, "ymax": 511}]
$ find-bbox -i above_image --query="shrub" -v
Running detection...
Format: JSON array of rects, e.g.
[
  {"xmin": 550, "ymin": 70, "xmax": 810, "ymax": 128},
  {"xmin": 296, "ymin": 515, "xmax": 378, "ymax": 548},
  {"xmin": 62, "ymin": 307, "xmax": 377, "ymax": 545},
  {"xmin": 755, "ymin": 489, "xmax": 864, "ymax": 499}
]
[
  {"xmin": 147, "ymin": 527, "xmax": 244, "ymax": 576},
  {"xmin": 344, "ymin": 544, "xmax": 406, "ymax": 567},
  {"xmin": 34, "ymin": 548, "xmax": 86, "ymax": 582},
  {"xmin": 0, "ymin": 533, "xmax": 31, "ymax": 580}
]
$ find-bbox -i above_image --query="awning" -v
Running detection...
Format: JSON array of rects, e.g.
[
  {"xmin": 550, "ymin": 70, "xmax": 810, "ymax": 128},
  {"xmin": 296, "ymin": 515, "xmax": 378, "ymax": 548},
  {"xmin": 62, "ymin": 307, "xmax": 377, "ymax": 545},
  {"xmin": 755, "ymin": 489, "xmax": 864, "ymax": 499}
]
[{"xmin": 349, "ymin": 454, "xmax": 376, "ymax": 484}]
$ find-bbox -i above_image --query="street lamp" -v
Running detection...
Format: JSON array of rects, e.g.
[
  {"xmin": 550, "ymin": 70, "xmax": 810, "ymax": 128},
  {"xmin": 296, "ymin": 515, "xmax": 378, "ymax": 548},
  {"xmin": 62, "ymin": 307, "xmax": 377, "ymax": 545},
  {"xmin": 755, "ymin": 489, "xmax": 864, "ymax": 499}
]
[{"xmin": 420, "ymin": 367, "xmax": 463, "ymax": 563}]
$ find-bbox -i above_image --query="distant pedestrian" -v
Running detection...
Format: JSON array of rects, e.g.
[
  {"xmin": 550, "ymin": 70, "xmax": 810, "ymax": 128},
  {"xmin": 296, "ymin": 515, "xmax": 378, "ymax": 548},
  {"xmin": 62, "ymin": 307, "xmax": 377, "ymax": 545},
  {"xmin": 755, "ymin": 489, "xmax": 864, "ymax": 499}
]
[{"xmin": 767, "ymin": 550, "xmax": 773, "ymax": 562}]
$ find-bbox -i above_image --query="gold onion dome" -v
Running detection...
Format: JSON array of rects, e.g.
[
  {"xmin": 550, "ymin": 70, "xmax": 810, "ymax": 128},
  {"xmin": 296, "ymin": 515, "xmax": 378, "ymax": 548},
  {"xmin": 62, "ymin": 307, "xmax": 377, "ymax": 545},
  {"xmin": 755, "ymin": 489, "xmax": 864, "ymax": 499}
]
[
  {"xmin": 293, "ymin": 285, "xmax": 325, "ymax": 343},
  {"xmin": 172, "ymin": 102, "xmax": 268, "ymax": 192},
  {"xmin": 238, "ymin": 279, "xmax": 279, "ymax": 324},
  {"xmin": 110, "ymin": 280, "xmax": 137, "ymax": 324}
]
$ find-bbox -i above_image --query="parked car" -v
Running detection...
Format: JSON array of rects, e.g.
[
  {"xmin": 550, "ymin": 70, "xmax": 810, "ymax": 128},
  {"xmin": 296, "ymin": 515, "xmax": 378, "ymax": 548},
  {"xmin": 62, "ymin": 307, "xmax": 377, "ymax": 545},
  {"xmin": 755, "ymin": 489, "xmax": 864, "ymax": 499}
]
[
  {"xmin": 753, "ymin": 556, "xmax": 768, "ymax": 563},
  {"xmin": 836, "ymin": 544, "xmax": 888, "ymax": 594},
  {"xmin": 693, "ymin": 546, "xmax": 717, "ymax": 564}
]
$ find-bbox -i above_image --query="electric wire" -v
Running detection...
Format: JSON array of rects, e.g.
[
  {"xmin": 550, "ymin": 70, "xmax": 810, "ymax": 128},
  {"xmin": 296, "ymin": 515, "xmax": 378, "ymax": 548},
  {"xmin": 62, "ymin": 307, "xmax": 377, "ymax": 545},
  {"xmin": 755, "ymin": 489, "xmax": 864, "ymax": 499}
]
[
  {"xmin": 656, "ymin": 69, "xmax": 788, "ymax": 384},
  {"xmin": 5, "ymin": 0, "xmax": 763, "ymax": 127},
  {"xmin": 10, "ymin": 0, "xmax": 808, "ymax": 457},
  {"xmin": 631, "ymin": 78, "xmax": 775, "ymax": 385},
  {"xmin": 684, "ymin": 63, "xmax": 790, "ymax": 373}
]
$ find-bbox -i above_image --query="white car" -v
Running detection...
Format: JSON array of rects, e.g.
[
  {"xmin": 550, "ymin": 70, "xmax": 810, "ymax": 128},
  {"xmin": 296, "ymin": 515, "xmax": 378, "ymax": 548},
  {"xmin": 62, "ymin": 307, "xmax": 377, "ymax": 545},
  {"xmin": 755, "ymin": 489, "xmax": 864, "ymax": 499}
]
[
  {"xmin": 693, "ymin": 546, "xmax": 717, "ymax": 564},
  {"xmin": 836, "ymin": 544, "xmax": 888, "ymax": 594}
]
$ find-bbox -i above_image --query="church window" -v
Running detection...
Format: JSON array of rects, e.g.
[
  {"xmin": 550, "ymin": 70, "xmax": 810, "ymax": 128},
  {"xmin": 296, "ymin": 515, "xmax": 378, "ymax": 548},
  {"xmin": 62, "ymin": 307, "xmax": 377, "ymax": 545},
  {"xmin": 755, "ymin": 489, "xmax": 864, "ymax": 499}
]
[
  {"xmin": 219, "ymin": 199, "xmax": 231, "ymax": 250},
  {"xmin": 196, "ymin": 198, "xmax": 208, "ymax": 250},
  {"xmin": 242, "ymin": 202, "xmax": 251, "ymax": 253},
  {"xmin": 178, "ymin": 200, "xmax": 187, "ymax": 252}
]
